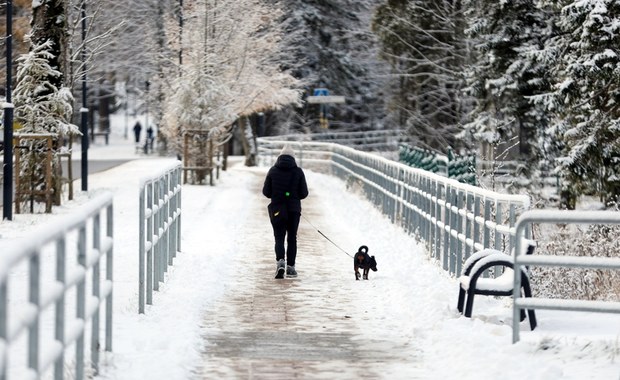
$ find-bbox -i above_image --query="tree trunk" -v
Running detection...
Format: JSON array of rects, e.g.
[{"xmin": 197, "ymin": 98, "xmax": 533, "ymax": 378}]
[
  {"xmin": 30, "ymin": 0, "xmax": 68, "ymax": 209},
  {"xmin": 239, "ymin": 116, "xmax": 256, "ymax": 166},
  {"xmin": 98, "ymin": 79, "xmax": 111, "ymax": 132},
  {"xmin": 31, "ymin": 0, "xmax": 68, "ymax": 87}
]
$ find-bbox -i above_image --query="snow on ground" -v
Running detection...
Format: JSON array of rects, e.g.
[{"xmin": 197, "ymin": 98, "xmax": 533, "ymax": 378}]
[{"xmin": 1, "ymin": 125, "xmax": 619, "ymax": 379}]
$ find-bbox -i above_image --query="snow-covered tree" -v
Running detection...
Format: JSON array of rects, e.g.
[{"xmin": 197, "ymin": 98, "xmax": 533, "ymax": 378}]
[
  {"xmin": 14, "ymin": 39, "xmax": 77, "ymax": 136},
  {"xmin": 13, "ymin": 38, "xmax": 79, "ymax": 211},
  {"xmin": 161, "ymin": 0, "xmax": 302, "ymax": 169},
  {"xmin": 461, "ymin": 0, "xmax": 554, "ymax": 193},
  {"xmin": 10, "ymin": 0, "xmax": 80, "ymax": 211},
  {"xmin": 261, "ymin": 0, "xmax": 388, "ymax": 134},
  {"xmin": 372, "ymin": 0, "xmax": 468, "ymax": 152},
  {"xmin": 533, "ymin": 0, "xmax": 620, "ymax": 206}
]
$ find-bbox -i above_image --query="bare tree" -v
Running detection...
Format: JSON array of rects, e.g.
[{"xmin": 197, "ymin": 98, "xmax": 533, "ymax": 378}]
[{"xmin": 161, "ymin": 0, "xmax": 302, "ymax": 168}]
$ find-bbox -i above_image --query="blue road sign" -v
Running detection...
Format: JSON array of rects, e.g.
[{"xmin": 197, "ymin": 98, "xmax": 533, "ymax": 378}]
[{"xmin": 313, "ymin": 88, "xmax": 329, "ymax": 96}]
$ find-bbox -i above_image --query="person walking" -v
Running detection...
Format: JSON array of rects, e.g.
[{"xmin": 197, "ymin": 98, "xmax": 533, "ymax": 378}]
[
  {"xmin": 133, "ymin": 121, "xmax": 142, "ymax": 144},
  {"xmin": 262, "ymin": 145, "xmax": 309, "ymax": 279}
]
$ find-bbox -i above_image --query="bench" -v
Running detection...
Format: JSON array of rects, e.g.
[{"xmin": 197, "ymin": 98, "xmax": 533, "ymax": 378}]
[
  {"xmin": 91, "ymin": 131, "xmax": 110, "ymax": 145},
  {"xmin": 457, "ymin": 246, "xmax": 537, "ymax": 330}
]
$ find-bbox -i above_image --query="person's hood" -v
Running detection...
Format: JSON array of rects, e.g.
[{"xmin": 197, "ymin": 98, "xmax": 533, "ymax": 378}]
[{"xmin": 275, "ymin": 154, "xmax": 297, "ymax": 169}]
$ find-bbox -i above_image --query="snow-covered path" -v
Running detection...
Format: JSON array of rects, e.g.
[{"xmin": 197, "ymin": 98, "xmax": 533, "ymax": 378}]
[
  {"xmin": 92, "ymin": 158, "xmax": 618, "ymax": 380},
  {"xmin": 189, "ymin": 168, "xmax": 421, "ymax": 378}
]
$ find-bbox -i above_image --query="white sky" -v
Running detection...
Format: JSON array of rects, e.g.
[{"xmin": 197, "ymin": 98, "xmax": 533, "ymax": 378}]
[{"xmin": 1, "ymin": 121, "xmax": 619, "ymax": 379}]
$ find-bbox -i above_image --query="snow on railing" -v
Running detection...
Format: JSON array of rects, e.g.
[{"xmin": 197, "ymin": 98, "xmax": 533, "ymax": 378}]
[
  {"xmin": 257, "ymin": 139, "xmax": 530, "ymax": 277},
  {"xmin": 512, "ymin": 210, "xmax": 620, "ymax": 343},
  {"xmin": 0, "ymin": 192, "xmax": 113, "ymax": 380},
  {"xmin": 138, "ymin": 162, "xmax": 182, "ymax": 314}
]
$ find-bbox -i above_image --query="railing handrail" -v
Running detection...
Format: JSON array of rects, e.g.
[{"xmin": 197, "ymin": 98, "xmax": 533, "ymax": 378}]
[
  {"xmin": 0, "ymin": 192, "xmax": 114, "ymax": 380},
  {"xmin": 259, "ymin": 130, "xmax": 408, "ymax": 151},
  {"xmin": 258, "ymin": 139, "xmax": 530, "ymax": 277},
  {"xmin": 512, "ymin": 210, "xmax": 620, "ymax": 343},
  {"xmin": 138, "ymin": 162, "xmax": 182, "ymax": 314}
]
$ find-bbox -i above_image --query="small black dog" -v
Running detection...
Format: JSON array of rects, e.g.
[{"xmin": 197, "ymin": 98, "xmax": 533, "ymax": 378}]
[{"xmin": 354, "ymin": 245, "xmax": 377, "ymax": 280}]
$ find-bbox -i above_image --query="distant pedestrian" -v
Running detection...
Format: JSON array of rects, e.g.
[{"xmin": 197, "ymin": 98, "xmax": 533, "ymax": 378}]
[
  {"xmin": 146, "ymin": 126, "xmax": 154, "ymax": 151},
  {"xmin": 262, "ymin": 145, "xmax": 309, "ymax": 279},
  {"xmin": 133, "ymin": 121, "xmax": 142, "ymax": 143}
]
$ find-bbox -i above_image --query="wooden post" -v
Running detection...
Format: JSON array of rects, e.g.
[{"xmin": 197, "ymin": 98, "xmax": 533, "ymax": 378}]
[
  {"xmin": 13, "ymin": 134, "xmax": 56, "ymax": 214},
  {"xmin": 183, "ymin": 133, "xmax": 189, "ymax": 184},
  {"xmin": 208, "ymin": 139, "xmax": 214, "ymax": 186},
  {"xmin": 14, "ymin": 135, "xmax": 21, "ymax": 214},
  {"xmin": 45, "ymin": 136, "xmax": 52, "ymax": 212}
]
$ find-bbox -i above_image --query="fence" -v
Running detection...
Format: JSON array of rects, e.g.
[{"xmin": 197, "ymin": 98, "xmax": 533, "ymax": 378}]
[
  {"xmin": 512, "ymin": 210, "xmax": 620, "ymax": 343},
  {"xmin": 258, "ymin": 139, "xmax": 530, "ymax": 277},
  {"xmin": 138, "ymin": 162, "xmax": 182, "ymax": 314},
  {"xmin": 260, "ymin": 129, "xmax": 408, "ymax": 152},
  {"xmin": 0, "ymin": 192, "xmax": 114, "ymax": 380}
]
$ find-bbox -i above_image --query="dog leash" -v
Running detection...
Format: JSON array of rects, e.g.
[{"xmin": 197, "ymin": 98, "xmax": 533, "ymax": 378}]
[{"xmin": 301, "ymin": 214, "xmax": 354, "ymax": 258}]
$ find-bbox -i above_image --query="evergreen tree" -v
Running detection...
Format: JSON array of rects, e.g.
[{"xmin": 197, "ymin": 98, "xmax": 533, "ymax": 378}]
[
  {"xmin": 11, "ymin": 0, "xmax": 77, "ymax": 211},
  {"xmin": 539, "ymin": 0, "xmax": 620, "ymax": 206},
  {"xmin": 461, "ymin": 0, "xmax": 553, "ymax": 192},
  {"xmin": 13, "ymin": 39, "xmax": 78, "ymax": 211}
]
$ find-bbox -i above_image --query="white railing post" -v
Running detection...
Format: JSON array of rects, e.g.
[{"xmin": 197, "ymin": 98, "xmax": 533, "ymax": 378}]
[{"xmin": 138, "ymin": 163, "xmax": 183, "ymax": 314}]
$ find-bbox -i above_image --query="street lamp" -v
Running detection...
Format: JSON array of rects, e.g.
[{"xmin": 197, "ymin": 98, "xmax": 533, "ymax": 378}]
[
  {"xmin": 80, "ymin": 0, "xmax": 89, "ymax": 191},
  {"xmin": 3, "ymin": 0, "xmax": 14, "ymax": 220}
]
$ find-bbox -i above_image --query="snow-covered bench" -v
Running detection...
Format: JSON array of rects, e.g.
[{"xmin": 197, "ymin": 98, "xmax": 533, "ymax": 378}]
[{"xmin": 457, "ymin": 247, "xmax": 537, "ymax": 330}]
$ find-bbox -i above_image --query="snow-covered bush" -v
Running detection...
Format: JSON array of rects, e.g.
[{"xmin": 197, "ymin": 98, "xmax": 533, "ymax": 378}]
[{"xmin": 531, "ymin": 223, "xmax": 620, "ymax": 301}]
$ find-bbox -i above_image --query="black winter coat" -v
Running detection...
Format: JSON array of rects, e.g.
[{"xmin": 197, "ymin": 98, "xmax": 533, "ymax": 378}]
[{"xmin": 262, "ymin": 155, "xmax": 309, "ymax": 213}]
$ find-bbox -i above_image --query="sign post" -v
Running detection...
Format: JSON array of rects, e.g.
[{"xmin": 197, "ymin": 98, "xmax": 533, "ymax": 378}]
[{"xmin": 307, "ymin": 88, "xmax": 345, "ymax": 129}]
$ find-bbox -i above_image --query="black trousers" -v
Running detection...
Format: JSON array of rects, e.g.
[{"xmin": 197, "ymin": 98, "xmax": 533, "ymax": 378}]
[{"xmin": 272, "ymin": 212, "xmax": 301, "ymax": 267}]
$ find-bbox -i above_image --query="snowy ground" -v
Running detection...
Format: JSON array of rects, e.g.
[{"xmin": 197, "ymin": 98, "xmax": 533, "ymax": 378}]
[{"xmin": 1, "ymin": 126, "xmax": 620, "ymax": 379}]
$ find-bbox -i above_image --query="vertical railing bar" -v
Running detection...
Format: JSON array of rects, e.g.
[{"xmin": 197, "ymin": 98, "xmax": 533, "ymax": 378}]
[
  {"xmin": 139, "ymin": 182, "xmax": 146, "ymax": 314},
  {"xmin": 449, "ymin": 187, "xmax": 458, "ymax": 276},
  {"xmin": 435, "ymin": 182, "xmax": 442, "ymax": 261},
  {"xmin": 106, "ymin": 204, "xmax": 114, "ymax": 352},
  {"xmin": 494, "ymin": 202, "xmax": 503, "ymax": 277},
  {"xmin": 456, "ymin": 189, "xmax": 464, "ymax": 275},
  {"xmin": 76, "ymin": 224, "xmax": 86, "ymax": 380},
  {"xmin": 91, "ymin": 214, "xmax": 101, "ymax": 375},
  {"xmin": 28, "ymin": 249, "xmax": 40, "ymax": 376},
  {"xmin": 54, "ymin": 237, "xmax": 66, "ymax": 380}
]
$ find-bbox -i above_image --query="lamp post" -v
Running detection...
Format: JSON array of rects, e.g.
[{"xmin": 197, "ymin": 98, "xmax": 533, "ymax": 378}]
[
  {"xmin": 145, "ymin": 80, "xmax": 150, "ymax": 135},
  {"xmin": 3, "ymin": 0, "xmax": 14, "ymax": 220},
  {"xmin": 80, "ymin": 0, "xmax": 89, "ymax": 191}
]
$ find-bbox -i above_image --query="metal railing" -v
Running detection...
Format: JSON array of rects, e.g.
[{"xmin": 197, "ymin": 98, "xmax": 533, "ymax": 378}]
[
  {"xmin": 138, "ymin": 162, "xmax": 182, "ymax": 314},
  {"xmin": 512, "ymin": 210, "xmax": 620, "ymax": 343},
  {"xmin": 259, "ymin": 129, "xmax": 408, "ymax": 151},
  {"xmin": 258, "ymin": 139, "xmax": 530, "ymax": 277},
  {"xmin": 0, "ymin": 192, "xmax": 114, "ymax": 380}
]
